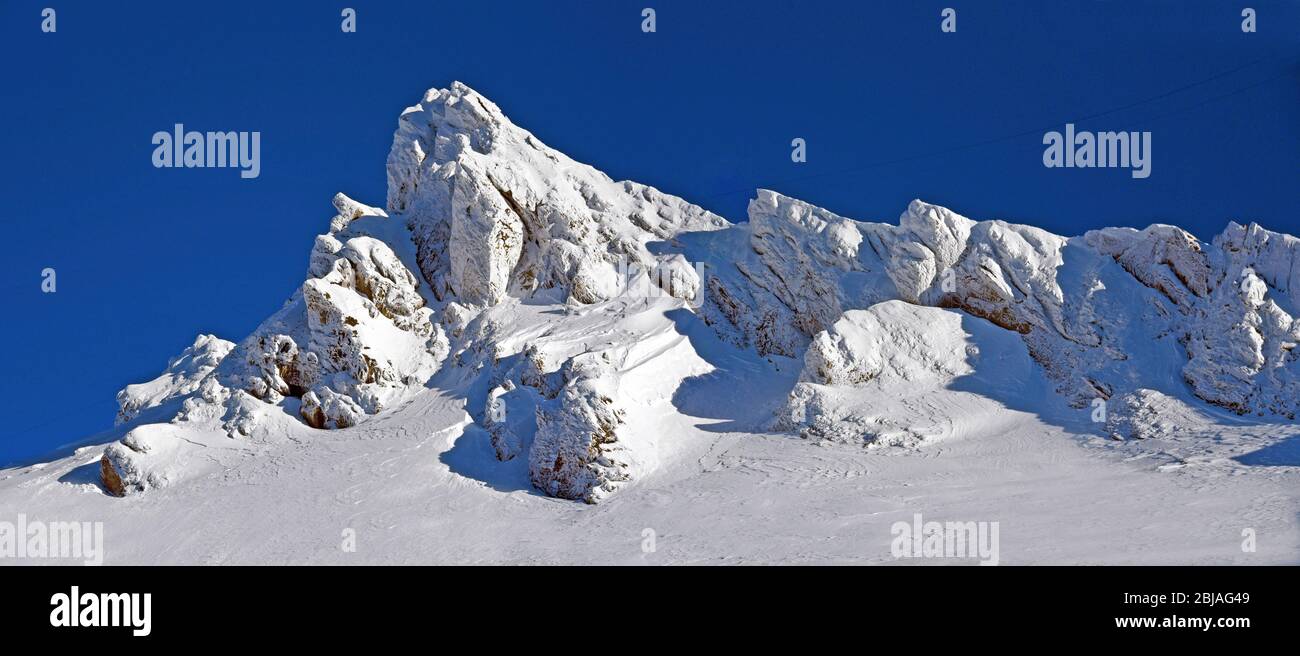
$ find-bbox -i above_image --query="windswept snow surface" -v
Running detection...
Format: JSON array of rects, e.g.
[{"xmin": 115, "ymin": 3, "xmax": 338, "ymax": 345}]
[
  {"xmin": 4, "ymin": 362, "xmax": 1297, "ymax": 564},
  {"xmin": 2, "ymin": 82, "xmax": 1298, "ymax": 564}
]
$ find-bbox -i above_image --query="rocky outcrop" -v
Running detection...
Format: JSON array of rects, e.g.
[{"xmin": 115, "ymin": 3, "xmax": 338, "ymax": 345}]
[
  {"xmin": 214, "ymin": 194, "xmax": 449, "ymax": 430},
  {"xmin": 99, "ymin": 454, "xmax": 126, "ymax": 497},
  {"xmin": 115, "ymin": 334, "xmax": 234, "ymax": 425},
  {"xmin": 708, "ymin": 188, "xmax": 1300, "ymax": 419},
  {"xmin": 98, "ymin": 191, "xmax": 450, "ymax": 493},
  {"xmin": 710, "ymin": 193, "xmax": 1086, "ymax": 397},
  {"xmin": 387, "ymin": 82, "xmax": 727, "ymax": 308},
  {"xmin": 99, "ymin": 425, "xmax": 184, "ymax": 496},
  {"xmin": 745, "ymin": 190, "xmax": 861, "ymax": 337},
  {"xmin": 1218, "ymin": 221, "xmax": 1300, "ymax": 311},
  {"xmin": 299, "ymin": 387, "xmax": 364, "ymax": 429},
  {"xmin": 1182, "ymin": 266, "xmax": 1299, "ymax": 417},
  {"xmin": 1083, "ymin": 221, "xmax": 1299, "ymax": 417},
  {"xmin": 1086, "ymin": 224, "xmax": 1212, "ymax": 309},
  {"xmin": 529, "ymin": 352, "xmax": 628, "ymax": 503},
  {"xmin": 1105, "ymin": 388, "xmax": 1208, "ymax": 441},
  {"xmin": 783, "ymin": 302, "xmax": 985, "ymax": 444},
  {"xmin": 799, "ymin": 302, "xmax": 975, "ymax": 387}
]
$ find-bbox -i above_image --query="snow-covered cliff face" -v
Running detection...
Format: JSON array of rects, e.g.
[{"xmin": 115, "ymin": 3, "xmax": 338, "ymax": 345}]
[
  {"xmin": 212, "ymin": 193, "xmax": 451, "ymax": 432},
  {"xmin": 98, "ymin": 81, "xmax": 1298, "ymax": 501},
  {"xmin": 1181, "ymin": 223, "xmax": 1300, "ymax": 417},
  {"xmin": 708, "ymin": 190, "xmax": 1300, "ymax": 422},
  {"xmin": 386, "ymin": 82, "xmax": 727, "ymax": 307}
]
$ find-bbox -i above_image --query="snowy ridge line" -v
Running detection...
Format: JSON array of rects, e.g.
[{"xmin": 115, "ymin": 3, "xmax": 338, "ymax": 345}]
[{"xmin": 84, "ymin": 81, "xmax": 1298, "ymax": 503}]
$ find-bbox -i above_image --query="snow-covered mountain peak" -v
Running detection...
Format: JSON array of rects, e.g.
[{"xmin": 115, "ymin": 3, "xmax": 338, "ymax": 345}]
[
  {"xmin": 387, "ymin": 81, "xmax": 728, "ymax": 308},
  {"xmin": 80, "ymin": 82, "xmax": 1300, "ymax": 505}
]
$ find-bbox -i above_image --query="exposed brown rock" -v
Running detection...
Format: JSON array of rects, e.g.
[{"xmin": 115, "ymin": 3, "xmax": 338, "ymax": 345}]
[{"xmin": 100, "ymin": 454, "xmax": 126, "ymax": 497}]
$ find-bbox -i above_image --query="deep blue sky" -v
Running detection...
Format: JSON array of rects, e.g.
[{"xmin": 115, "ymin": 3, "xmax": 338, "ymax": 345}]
[{"xmin": 1, "ymin": 1, "xmax": 1297, "ymax": 465}]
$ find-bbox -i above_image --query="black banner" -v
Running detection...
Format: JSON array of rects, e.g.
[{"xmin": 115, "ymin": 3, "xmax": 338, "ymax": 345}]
[{"xmin": 1, "ymin": 565, "xmax": 1291, "ymax": 644}]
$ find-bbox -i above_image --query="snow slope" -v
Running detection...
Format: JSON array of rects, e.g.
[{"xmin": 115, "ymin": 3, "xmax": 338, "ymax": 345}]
[{"xmin": 1, "ymin": 82, "xmax": 1298, "ymax": 564}]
